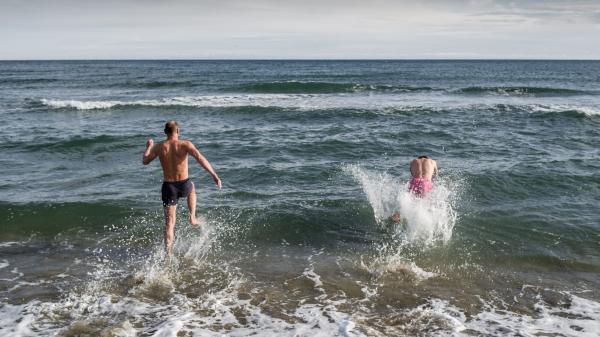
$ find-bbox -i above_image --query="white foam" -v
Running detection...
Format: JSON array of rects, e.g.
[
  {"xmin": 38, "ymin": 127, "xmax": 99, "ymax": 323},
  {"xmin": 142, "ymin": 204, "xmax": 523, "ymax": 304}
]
[
  {"xmin": 0, "ymin": 259, "xmax": 9, "ymax": 270},
  {"xmin": 528, "ymin": 104, "xmax": 600, "ymax": 117},
  {"xmin": 39, "ymin": 95, "xmax": 600, "ymax": 119},
  {"xmin": 301, "ymin": 252, "xmax": 326, "ymax": 291},
  {"xmin": 0, "ymin": 241, "xmax": 23, "ymax": 247},
  {"xmin": 108, "ymin": 320, "xmax": 137, "ymax": 337},
  {"xmin": 375, "ymin": 294, "xmax": 600, "ymax": 337},
  {"xmin": 41, "ymin": 99, "xmax": 118, "ymax": 110},
  {"xmin": 1, "ymin": 267, "xmax": 24, "ymax": 282},
  {"xmin": 363, "ymin": 254, "xmax": 437, "ymax": 282},
  {"xmin": 40, "ymin": 95, "xmax": 351, "ymax": 110},
  {"xmin": 151, "ymin": 313, "xmax": 193, "ymax": 337},
  {"xmin": 34, "ymin": 94, "xmax": 472, "ymax": 112},
  {"xmin": 402, "ymin": 293, "xmax": 600, "ymax": 337},
  {"xmin": 2, "ymin": 214, "xmax": 597, "ymax": 337},
  {"xmin": 407, "ymin": 299, "xmax": 467, "ymax": 334},
  {"xmin": 303, "ymin": 265, "xmax": 324, "ymax": 288},
  {"xmin": 3, "ymin": 259, "xmax": 599, "ymax": 337},
  {"xmin": 41, "ymin": 95, "xmax": 317, "ymax": 110},
  {"xmin": 466, "ymin": 293, "xmax": 600, "ymax": 337},
  {"xmin": 0, "ymin": 303, "xmax": 36, "ymax": 337}
]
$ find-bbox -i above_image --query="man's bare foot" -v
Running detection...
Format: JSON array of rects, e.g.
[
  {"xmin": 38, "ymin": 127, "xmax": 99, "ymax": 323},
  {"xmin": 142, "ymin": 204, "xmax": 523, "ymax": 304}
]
[
  {"xmin": 391, "ymin": 212, "xmax": 401, "ymax": 224},
  {"xmin": 190, "ymin": 214, "xmax": 206, "ymax": 227},
  {"xmin": 190, "ymin": 215, "xmax": 201, "ymax": 227}
]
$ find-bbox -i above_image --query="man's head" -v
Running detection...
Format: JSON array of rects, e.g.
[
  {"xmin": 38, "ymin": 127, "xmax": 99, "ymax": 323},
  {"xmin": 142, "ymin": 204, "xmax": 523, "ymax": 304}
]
[
  {"xmin": 418, "ymin": 155, "xmax": 429, "ymax": 159},
  {"xmin": 164, "ymin": 120, "xmax": 179, "ymax": 137}
]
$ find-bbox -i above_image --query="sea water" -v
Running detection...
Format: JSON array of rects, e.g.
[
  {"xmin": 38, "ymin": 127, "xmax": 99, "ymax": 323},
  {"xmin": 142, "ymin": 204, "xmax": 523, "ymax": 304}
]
[{"xmin": 1, "ymin": 60, "xmax": 599, "ymax": 336}]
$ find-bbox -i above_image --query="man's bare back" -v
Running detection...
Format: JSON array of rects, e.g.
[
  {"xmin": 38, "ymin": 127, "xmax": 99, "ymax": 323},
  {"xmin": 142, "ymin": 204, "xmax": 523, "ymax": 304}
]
[
  {"xmin": 142, "ymin": 120, "xmax": 221, "ymax": 255},
  {"xmin": 154, "ymin": 139, "xmax": 196, "ymax": 182},
  {"xmin": 144, "ymin": 135, "xmax": 222, "ymax": 187}
]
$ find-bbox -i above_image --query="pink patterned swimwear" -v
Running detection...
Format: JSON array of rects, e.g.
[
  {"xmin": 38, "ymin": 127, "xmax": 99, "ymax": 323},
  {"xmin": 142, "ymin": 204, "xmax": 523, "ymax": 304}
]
[{"xmin": 408, "ymin": 177, "xmax": 433, "ymax": 197}]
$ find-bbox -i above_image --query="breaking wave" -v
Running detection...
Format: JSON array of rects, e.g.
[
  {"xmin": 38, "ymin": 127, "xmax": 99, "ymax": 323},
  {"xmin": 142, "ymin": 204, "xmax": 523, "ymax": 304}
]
[
  {"xmin": 36, "ymin": 97, "xmax": 600, "ymax": 118},
  {"xmin": 38, "ymin": 95, "xmax": 316, "ymax": 110}
]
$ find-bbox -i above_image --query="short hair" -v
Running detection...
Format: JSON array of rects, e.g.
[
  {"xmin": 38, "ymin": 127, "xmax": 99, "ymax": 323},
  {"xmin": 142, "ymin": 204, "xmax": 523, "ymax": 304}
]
[
  {"xmin": 164, "ymin": 120, "xmax": 178, "ymax": 135},
  {"xmin": 418, "ymin": 155, "xmax": 429, "ymax": 159}
]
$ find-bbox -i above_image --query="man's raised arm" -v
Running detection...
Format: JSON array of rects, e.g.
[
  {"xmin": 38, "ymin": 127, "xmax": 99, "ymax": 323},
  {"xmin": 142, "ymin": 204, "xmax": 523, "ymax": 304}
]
[
  {"xmin": 186, "ymin": 141, "xmax": 222, "ymax": 189},
  {"xmin": 142, "ymin": 139, "xmax": 158, "ymax": 165}
]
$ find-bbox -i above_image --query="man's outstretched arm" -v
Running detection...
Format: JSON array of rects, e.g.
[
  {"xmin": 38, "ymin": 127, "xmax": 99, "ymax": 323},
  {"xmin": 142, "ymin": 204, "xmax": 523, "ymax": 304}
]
[
  {"xmin": 142, "ymin": 139, "xmax": 158, "ymax": 165},
  {"xmin": 187, "ymin": 141, "xmax": 222, "ymax": 189}
]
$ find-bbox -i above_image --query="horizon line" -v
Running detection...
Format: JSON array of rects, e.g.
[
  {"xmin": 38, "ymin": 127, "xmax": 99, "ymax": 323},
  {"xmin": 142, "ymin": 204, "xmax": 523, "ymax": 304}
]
[{"xmin": 1, "ymin": 58, "xmax": 599, "ymax": 62}]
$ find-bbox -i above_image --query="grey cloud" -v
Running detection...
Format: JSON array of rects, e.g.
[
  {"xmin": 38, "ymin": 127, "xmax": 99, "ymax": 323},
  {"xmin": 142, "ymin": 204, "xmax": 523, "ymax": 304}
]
[
  {"xmin": 467, "ymin": 0, "xmax": 600, "ymax": 23},
  {"xmin": 0, "ymin": 0, "xmax": 599, "ymax": 59}
]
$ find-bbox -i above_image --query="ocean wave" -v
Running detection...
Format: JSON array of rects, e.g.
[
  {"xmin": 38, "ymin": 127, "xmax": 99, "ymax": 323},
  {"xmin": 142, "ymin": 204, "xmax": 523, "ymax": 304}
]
[
  {"xmin": 234, "ymin": 81, "xmax": 434, "ymax": 94},
  {"xmin": 125, "ymin": 80, "xmax": 197, "ymax": 89},
  {"xmin": 457, "ymin": 86, "xmax": 590, "ymax": 96},
  {"xmin": 1, "ymin": 134, "xmax": 112, "ymax": 152},
  {"xmin": 464, "ymin": 103, "xmax": 600, "ymax": 118},
  {"xmin": 527, "ymin": 104, "xmax": 600, "ymax": 117},
  {"xmin": 3, "ymin": 134, "xmax": 138, "ymax": 153},
  {"xmin": 38, "ymin": 95, "xmax": 316, "ymax": 110},
  {"xmin": 0, "ymin": 78, "xmax": 58, "ymax": 85},
  {"xmin": 36, "ymin": 97, "xmax": 600, "ymax": 118},
  {"xmin": 37, "ymin": 96, "xmax": 435, "ymax": 114},
  {"xmin": 234, "ymin": 81, "xmax": 595, "ymax": 96}
]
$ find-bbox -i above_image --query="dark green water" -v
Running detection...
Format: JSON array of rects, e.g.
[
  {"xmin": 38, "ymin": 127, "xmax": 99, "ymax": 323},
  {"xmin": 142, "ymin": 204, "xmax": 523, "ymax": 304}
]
[{"xmin": 1, "ymin": 60, "xmax": 599, "ymax": 336}]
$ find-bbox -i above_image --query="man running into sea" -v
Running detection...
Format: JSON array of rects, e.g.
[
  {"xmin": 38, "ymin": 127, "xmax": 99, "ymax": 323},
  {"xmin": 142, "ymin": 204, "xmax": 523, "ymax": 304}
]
[{"xmin": 143, "ymin": 120, "xmax": 221, "ymax": 255}]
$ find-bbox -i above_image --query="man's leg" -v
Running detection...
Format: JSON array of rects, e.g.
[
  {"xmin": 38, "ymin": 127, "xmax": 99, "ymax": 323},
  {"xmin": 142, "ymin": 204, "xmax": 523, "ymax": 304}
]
[
  {"xmin": 187, "ymin": 184, "xmax": 200, "ymax": 226},
  {"xmin": 164, "ymin": 205, "xmax": 177, "ymax": 255}
]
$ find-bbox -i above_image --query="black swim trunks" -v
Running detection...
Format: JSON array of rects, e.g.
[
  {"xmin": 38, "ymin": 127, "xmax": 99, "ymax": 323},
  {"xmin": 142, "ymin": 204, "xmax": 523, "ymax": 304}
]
[{"xmin": 161, "ymin": 178, "xmax": 194, "ymax": 206}]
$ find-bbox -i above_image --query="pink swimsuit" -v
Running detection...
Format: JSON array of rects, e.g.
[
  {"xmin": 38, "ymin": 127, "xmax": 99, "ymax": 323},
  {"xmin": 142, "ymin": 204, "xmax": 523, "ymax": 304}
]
[{"xmin": 408, "ymin": 177, "xmax": 433, "ymax": 197}]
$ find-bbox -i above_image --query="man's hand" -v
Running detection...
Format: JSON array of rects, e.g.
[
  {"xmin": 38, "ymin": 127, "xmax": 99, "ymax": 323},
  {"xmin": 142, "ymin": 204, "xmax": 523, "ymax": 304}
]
[
  {"xmin": 213, "ymin": 176, "xmax": 222, "ymax": 189},
  {"xmin": 143, "ymin": 138, "xmax": 157, "ymax": 165}
]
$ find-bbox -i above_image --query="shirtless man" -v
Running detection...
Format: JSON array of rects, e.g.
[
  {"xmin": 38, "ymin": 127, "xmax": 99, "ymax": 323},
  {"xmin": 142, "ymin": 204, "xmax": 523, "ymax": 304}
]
[
  {"xmin": 142, "ymin": 120, "xmax": 221, "ymax": 255},
  {"xmin": 408, "ymin": 155, "xmax": 438, "ymax": 197},
  {"xmin": 391, "ymin": 156, "xmax": 438, "ymax": 223}
]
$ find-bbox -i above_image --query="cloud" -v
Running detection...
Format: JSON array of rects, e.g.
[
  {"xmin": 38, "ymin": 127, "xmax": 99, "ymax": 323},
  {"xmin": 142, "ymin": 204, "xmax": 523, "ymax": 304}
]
[
  {"xmin": 467, "ymin": 0, "xmax": 600, "ymax": 23},
  {"xmin": 0, "ymin": 0, "xmax": 598, "ymax": 59}
]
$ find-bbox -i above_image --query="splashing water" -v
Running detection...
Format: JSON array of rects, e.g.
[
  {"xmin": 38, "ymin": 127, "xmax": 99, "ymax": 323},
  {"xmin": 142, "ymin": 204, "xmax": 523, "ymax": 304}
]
[{"xmin": 346, "ymin": 164, "xmax": 461, "ymax": 246}]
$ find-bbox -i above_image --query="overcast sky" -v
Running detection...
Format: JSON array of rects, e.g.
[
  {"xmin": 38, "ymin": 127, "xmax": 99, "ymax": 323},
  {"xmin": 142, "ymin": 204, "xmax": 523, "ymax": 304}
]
[{"xmin": 1, "ymin": 0, "xmax": 599, "ymax": 59}]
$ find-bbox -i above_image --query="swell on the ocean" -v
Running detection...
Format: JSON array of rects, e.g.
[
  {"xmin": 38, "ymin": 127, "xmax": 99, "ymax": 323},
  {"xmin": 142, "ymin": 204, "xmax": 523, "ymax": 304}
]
[
  {"xmin": 0, "ymin": 78, "xmax": 58, "ymax": 85},
  {"xmin": 232, "ymin": 81, "xmax": 593, "ymax": 97},
  {"xmin": 233, "ymin": 81, "xmax": 435, "ymax": 94},
  {"xmin": 35, "ymin": 97, "xmax": 600, "ymax": 118},
  {"xmin": 456, "ymin": 86, "xmax": 591, "ymax": 96}
]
